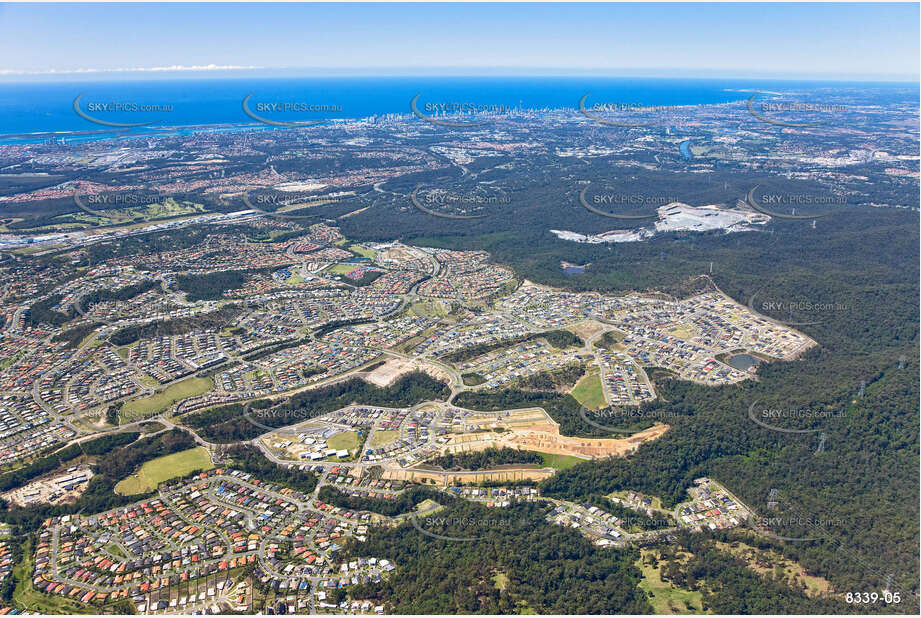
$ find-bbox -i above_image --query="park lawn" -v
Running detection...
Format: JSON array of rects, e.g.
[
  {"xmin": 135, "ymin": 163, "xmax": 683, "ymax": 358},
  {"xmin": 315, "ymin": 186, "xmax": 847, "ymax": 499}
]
[
  {"xmin": 570, "ymin": 373, "xmax": 606, "ymax": 410},
  {"xmin": 666, "ymin": 324, "xmax": 698, "ymax": 340},
  {"xmin": 121, "ymin": 375, "xmax": 212, "ymax": 418},
  {"xmin": 637, "ymin": 549, "xmax": 706, "ymax": 614},
  {"xmin": 324, "ymin": 263, "xmax": 358, "ymax": 276},
  {"xmin": 409, "ymin": 300, "xmax": 451, "ymax": 319},
  {"xmin": 349, "ymin": 244, "xmax": 376, "ymax": 259},
  {"xmin": 536, "ymin": 451, "xmax": 585, "ymax": 470},
  {"xmin": 115, "ymin": 446, "xmax": 214, "ymax": 495},
  {"xmin": 327, "ymin": 430, "xmax": 361, "ymax": 453},
  {"xmin": 367, "ymin": 430, "xmax": 400, "ymax": 448}
]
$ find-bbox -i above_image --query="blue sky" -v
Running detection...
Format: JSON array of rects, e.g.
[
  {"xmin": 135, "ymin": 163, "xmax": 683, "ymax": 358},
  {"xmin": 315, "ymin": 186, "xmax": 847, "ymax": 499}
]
[{"xmin": 0, "ymin": 2, "xmax": 917, "ymax": 81}]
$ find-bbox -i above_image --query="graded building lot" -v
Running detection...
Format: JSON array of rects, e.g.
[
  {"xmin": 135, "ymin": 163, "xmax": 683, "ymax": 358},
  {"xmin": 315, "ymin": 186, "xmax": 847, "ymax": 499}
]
[
  {"xmin": 364, "ymin": 357, "xmax": 451, "ymax": 388},
  {"xmin": 138, "ymin": 374, "xmax": 160, "ymax": 387},
  {"xmin": 383, "ymin": 465, "xmax": 555, "ymax": 485},
  {"xmin": 443, "ymin": 408, "xmax": 669, "ymax": 458},
  {"xmin": 487, "ymin": 420, "xmax": 667, "ymax": 458},
  {"xmin": 379, "ymin": 245, "xmax": 419, "ymax": 262},
  {"xmin": 566, "ymin": 319, "xmax": 607, "ymax": 342},
  {"xmin": 666, "ymin": 324, "xmax": 699, "ymax": 340},
  {"xmin": 114, "ymin": 446, "xmax": 214, "ymax": 495},
  {"xmin": 121, "ymin": 375, "xmax": 213, "ymax": 418},
  {"xmin": 364, "ymin": 357, "xmax": 416, "ymax": 387}
]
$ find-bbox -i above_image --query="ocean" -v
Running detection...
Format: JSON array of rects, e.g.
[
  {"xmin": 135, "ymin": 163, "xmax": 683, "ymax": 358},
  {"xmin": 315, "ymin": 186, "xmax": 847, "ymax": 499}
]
[{"xmin": 0, "ymin": 75, "xmax": 915, "ymax": 143}]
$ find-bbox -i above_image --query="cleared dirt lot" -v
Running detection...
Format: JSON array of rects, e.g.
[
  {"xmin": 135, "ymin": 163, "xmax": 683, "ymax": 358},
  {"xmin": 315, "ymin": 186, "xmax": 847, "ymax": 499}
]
[
  {"xmin": 364, "ymin": 357, "xmax": 451, "ymax": 387},
  {"xmin": 444, "ymin": 407, "xmax": 669, "ymax": 459},
  {"xmin": 567, "ymin": 319, "xmax": 607, "ymax": 342},
  {"xmin": 380, "ymin": 245, "xmax": 426, "ymax": 264},
  {"xmin": 2, "ymin": 466, "xmax": 94, "ymax": 507}
]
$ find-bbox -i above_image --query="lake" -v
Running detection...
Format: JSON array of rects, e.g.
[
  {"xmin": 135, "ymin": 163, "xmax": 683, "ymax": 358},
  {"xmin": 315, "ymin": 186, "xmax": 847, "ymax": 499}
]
[{"xmin": 728, "ymin": 354, "xmax": 759, "ymax": 371}]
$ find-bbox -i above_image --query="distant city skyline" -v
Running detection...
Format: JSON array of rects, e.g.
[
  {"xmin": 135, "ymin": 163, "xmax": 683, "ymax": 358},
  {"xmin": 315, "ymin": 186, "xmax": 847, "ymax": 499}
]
[{"xmin": 0, "ymin": 2, "xmax": 918, "ymax": 82}]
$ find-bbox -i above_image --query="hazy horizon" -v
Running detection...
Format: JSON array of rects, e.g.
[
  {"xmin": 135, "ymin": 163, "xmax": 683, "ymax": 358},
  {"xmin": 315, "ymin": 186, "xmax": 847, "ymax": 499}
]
[{"xmin": 1, "ymin": 2, "xmax": 918, "ymax": 82}]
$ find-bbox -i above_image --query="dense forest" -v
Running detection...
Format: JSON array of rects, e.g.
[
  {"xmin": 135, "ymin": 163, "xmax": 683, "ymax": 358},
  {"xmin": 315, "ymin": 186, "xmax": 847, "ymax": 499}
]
[
  {"xmin": 239, "ymin": 337, "xmax": 307, "ymax": 362},
  {"xmin": 313, "ymin": 317, "xmax": 375, "ymax": 338},
  {"xmin": 428, "ymin": 447, "xmax": 544, "ymax": 471},
  {"xmin": 80, "ymin": 279, "xmax": 159, "ymax": 307},
  {"xmin": 513, "ymin": 362, "xmax": 587, "ymax": 392},
  {"xmin": 338, "ymin": 192, "xmax": 919, "ymax": 606},
  {"xmin": 317, "ymin": 485, "xmax": 448, "ymax": 517},
  {"xmin": 342, "ymin": 500, "xmax": 652, "ymax": 614},
  {"xmin": 175, "ymin": 267, "xmax": 275, "ymax": 301},
  {"xmin": 51, "ymin": 320, "xmax": 104, "ymax": 346},
  {"xmin": 108, "ymin": 304, "xmax": 244, "ymax": 345},
  {"xmin": 0, "ymin": 432, "xmax": 138, "ymax": 493},
  {"xmin": 23, "ymin": 293, "xmax": 73, "ymax": 326},
  {"xmin": 220, "ymin": 444, "xmax": 319, "ymax": 494}
]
